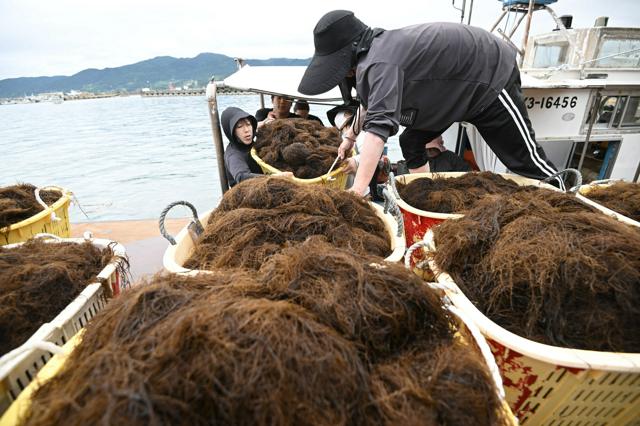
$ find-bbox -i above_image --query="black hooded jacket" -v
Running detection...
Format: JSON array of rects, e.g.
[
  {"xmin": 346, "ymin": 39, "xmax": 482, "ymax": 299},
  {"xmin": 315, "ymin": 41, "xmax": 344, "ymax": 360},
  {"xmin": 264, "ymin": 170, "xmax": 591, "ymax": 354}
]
[{"xmin": 221, "ymin": 107, "xmax": 262, "ymax": 187}]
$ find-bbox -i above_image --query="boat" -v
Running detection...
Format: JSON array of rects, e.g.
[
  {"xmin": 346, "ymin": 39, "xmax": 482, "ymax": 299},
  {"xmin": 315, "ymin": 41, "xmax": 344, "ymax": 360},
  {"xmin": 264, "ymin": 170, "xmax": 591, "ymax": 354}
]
[
  {"xmin": 199, "ymin": 4, "xmax": 640, "ymax": 424},
  {"xmin": 470, "ymin": 1, "xmax": 640, "ymax": 184},
  {"xmin": 2, "ymin": 2, "xmax": 638, "ymax": 422},
  {"xmin": 520, "ymin": 28, "xmax": 640, "ymax": 183}
]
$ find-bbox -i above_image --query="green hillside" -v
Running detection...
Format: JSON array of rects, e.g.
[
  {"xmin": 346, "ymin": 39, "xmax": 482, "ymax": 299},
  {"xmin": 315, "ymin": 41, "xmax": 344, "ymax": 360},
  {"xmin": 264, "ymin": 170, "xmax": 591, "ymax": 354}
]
[{"xmin": 0, "ymin": 53, "xmax": 310, "ymax": 98}]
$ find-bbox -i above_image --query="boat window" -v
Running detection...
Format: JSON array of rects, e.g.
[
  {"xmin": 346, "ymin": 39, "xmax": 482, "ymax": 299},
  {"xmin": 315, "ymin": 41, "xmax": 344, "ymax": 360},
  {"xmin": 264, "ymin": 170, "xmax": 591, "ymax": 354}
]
[
  {"xmin": 593, "ymin": 96, "xmax": 619, "ymax": 128},
  {"xmin": 594, "ymin": 38, "xmax": 640, "ymax": 68},
  {"xmin": 532, "ymin": 43, "xmax": 568, "ymax": 68},
  {"xmin": 611, "ymin": 96, "xmax": 627, "ymax": 127},
  {"xmin": 568, "ymin": 140, "xmax": 620, "ymax": 182},
  {"xmin": 621, "ymin": 96, "xmax": 640, "ymax": 127}
]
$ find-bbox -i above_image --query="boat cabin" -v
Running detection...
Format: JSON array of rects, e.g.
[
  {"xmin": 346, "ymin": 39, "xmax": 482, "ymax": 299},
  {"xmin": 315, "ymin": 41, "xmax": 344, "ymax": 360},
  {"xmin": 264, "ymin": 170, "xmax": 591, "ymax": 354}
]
[{"xmin": 520, "ymin": 25, "xmax": 640, "ymax": 182}]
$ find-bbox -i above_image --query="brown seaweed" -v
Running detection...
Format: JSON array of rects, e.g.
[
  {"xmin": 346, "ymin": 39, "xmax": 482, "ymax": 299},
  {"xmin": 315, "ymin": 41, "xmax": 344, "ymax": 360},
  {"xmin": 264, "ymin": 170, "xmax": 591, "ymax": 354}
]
[
  {"xmin": 0, "ymin": 239, "xmax": 114, "ymax": 354},
  {"xmin": 256, "ymin": 236, "xmax": 454, "ymax": 361},
  {"xmin": 584, "ymin": 181, "xmax": 640, "ymax": 222},
  {"xmin": 23, "ymin": 237, "xmax": 510, "ymax": 425},
  {"xmin": 23, "ymin": 274, "xmax": 374, "ymax": 426},
  {"xmin": 397, "ymin": 172, "xmax": 522, "ymax": 213},
  {"xmin": 432, "ymin": 188, "xmax": 640, "ymax": 352},
  {"xmin": 185, "ymin": 177, "xmax": 391, "ymax": 270},
  {"xmin": 0, "ymin": 184, "xmax": 62, "ymax": 229},
  {"xmin": 371, "ymin": 339, "xmax": 509, "ymax": 426},
  {"xmin": 254, "ymin": 119, "xmax": 346, "ymax": 179}
]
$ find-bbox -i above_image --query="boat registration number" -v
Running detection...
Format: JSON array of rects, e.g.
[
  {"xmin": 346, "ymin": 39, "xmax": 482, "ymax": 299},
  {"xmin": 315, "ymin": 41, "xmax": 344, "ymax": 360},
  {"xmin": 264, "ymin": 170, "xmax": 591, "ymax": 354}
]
[{"xmin": 523, "ymin": 96, "xmax": 578, "ymax": 109}]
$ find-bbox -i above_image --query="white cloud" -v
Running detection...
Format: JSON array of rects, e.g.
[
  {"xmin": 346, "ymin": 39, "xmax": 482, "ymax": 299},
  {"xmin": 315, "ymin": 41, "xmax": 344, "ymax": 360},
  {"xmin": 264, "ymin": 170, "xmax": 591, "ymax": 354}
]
[{"xmin": 0, "ymin": 0, "xmax": 638, "ymax": 79}]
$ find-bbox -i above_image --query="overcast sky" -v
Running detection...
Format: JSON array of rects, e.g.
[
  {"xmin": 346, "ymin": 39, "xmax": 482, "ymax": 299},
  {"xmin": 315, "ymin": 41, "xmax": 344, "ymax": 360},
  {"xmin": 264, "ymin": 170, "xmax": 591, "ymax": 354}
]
[{"xmin": 1, "ymin": 0, "xmax": 638, "ymax": 80}]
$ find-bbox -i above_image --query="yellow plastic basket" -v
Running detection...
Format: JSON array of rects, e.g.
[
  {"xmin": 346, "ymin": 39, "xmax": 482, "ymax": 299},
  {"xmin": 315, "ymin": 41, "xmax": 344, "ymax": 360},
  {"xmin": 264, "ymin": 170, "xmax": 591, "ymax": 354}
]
[
  {"xmin": 418, "ymin": 230, "xmax": 640, "ymax": 425},
  {"xmin": 250, "ymin": 148, "xmax": 349, "ymax": 190},
  {"xmin": 0, "ymin": 186, "xmax": 72, "ymax": 246},
  {"xmin": 0, "ymin": 332, "xmax": 81, "ymax": 426}
]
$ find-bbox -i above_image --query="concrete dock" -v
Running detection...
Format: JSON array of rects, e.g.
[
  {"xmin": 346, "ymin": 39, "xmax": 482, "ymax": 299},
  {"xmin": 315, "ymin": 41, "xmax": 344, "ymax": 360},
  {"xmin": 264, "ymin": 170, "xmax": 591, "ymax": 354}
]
[{"xmin": 71, "ymin": 218, "xmax": 189, "ymax": 282}]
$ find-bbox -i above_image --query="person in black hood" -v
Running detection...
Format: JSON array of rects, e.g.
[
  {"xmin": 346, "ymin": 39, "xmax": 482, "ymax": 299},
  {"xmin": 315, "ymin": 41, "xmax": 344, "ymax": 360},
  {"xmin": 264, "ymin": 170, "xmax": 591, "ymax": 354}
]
[{"xmin": 221, "ymin": 107, "xmax": 292, "ymax": 187}]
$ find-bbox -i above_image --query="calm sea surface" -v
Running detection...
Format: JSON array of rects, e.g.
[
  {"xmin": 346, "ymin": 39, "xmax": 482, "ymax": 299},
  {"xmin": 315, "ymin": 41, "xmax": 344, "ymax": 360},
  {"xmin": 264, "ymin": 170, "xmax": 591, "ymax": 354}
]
[{"xmin": 0, "ymin": 95, "xmax": 402, "ymax": 222}]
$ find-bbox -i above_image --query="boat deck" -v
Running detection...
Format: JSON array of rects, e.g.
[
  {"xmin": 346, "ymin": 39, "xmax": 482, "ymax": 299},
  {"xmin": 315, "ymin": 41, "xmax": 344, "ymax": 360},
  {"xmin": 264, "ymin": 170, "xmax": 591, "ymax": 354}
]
[{"xmin": 71, "ymin": 218, "xmax": 189, "ymax": 282}]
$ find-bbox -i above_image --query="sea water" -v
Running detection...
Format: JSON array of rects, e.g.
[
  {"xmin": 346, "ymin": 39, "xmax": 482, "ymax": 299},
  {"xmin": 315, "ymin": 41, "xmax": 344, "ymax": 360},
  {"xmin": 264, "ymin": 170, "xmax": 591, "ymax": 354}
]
[{"xmin": 0, "ymin": 95, "xmax": 402, "ymax": 222}]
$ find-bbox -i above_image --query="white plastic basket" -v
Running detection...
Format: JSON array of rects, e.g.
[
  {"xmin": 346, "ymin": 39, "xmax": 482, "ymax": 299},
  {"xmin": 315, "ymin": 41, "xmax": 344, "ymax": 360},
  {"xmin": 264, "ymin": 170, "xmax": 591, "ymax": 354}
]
[
  {"xmin": 417, "ymin": 230, "xmax": 640, "ymax": 425},
  {"xmin": 577, "ymin": 180, "xmax": 640, "ymax": 228},
  {"xmin": 162, "ymin": 202, "xmax": 406, "ymax": 275},
  {"xmin": 0, "ymin": 235, "xmax": 128, "ymax": 414}
]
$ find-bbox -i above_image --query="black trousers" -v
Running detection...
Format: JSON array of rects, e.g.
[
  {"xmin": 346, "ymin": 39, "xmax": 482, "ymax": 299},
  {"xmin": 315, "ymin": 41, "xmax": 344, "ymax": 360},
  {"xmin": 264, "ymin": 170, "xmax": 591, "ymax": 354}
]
[{"xmin": 399, "ymin": 66, "xmax": 564, "ymax": 189}]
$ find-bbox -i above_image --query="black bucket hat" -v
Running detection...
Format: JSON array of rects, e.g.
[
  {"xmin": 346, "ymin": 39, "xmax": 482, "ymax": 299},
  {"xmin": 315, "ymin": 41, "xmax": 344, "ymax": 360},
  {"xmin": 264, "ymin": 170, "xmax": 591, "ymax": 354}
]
[{"xmin": 298, "ymin": 10, "xmax": 367, "ymax": 96}]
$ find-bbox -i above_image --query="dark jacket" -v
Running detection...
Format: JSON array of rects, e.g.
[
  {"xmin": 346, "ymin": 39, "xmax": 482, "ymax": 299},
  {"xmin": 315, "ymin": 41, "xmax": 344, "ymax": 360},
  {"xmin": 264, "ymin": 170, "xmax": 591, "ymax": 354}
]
[
  {"xmin": 254, "ymin": 108, "xmax": 299, "ymax": 121},
  {"xmin": 356, "ymin": 22, "xmax": 517, "ymax": 141},
  {"xmin": 221, "ymin": 107, "xmax": 262, "ymax": 187},
  {"xmin": 304, "ymin": 114, "xmax": 324, "ymax": 125},
  {"xmin": 429, "ymin": 151, "xmax": 471, "ymax": 172}
]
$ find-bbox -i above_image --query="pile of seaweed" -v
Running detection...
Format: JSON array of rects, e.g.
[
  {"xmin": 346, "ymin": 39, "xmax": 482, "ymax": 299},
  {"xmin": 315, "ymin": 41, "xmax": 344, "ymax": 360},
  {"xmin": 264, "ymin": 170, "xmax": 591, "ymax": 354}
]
[
  {"xmin": 397, "ymin": 171, "xmax": 522, "ymax": 213},
  {"xmin": 370, "ymin": 338, "xmax": 506, "ymax": 425},
  {"xmin": 0, "ymin": 184, "xmax": 62, "ymax": 229},
  {"xmin": 254, "ymin": 118, "xmax": 346, "ymax": 179},
  {"xmin": 185, "ymin": 177, "xmax": 391, "ymax": 270},
  {"xmin": 25, "ymin": 276, "xmax": 371, "ymax": 425},
  {"xmin": 258, "ymin": 238, "xmax": 508, "ymax": 425},
  {"xmin": 0, "ymin": 239, "xmax": 114, "ymax": 355},
  {"xmin": 432, "ymin": 188, "xmax": 640, "ymax": 352},
  {"xmin": 23, "ymin": 239, "xmax": 509, "ymax": 425},
  {"xmin": 255, "ymin": 237, "xmax": 453, "ymax": 362},
  {"xmin": 583, "ymin": 181, "xmax": 640, "ymax": 222}
]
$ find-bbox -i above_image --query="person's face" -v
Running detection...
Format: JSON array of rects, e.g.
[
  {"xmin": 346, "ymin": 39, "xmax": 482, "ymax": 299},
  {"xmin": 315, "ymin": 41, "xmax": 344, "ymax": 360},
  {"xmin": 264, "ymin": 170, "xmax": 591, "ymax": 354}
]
[
  {"xmin": 234, "ymin": 118, "xmax": 253, "ymax": 145},
  {"xmin": 272, "ymin": 96, "xmax": 292, "ymax": 118},
  {"xmin": 296, "ymin": 108, "xmax": 309, "ymax": 119}
]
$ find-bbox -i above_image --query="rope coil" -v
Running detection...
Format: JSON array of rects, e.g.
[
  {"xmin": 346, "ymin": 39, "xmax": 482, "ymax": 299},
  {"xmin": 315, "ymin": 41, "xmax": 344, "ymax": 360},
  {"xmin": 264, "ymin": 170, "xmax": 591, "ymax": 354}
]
[
  {"xmin": 380, "ymin": 184, "xmax": 404, "ymax": 238},
  {"xmin": 159, "ymin": 201, "xmax": 203, "ymax": 246},
  {"xmin": 542, "ymin": 168, "xmax": 582, "ymax": 193},
  {"xmin": 34, "ymin": 186, "xmax": 65, "ymax": 222}
]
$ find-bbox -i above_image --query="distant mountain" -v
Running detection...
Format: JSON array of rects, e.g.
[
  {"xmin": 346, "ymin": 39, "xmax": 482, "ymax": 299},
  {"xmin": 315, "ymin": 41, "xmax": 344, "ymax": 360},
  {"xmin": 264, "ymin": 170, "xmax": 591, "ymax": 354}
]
[{"xmin": 0, "ymin": 53, "xmax": 311, "ymax": 98}]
